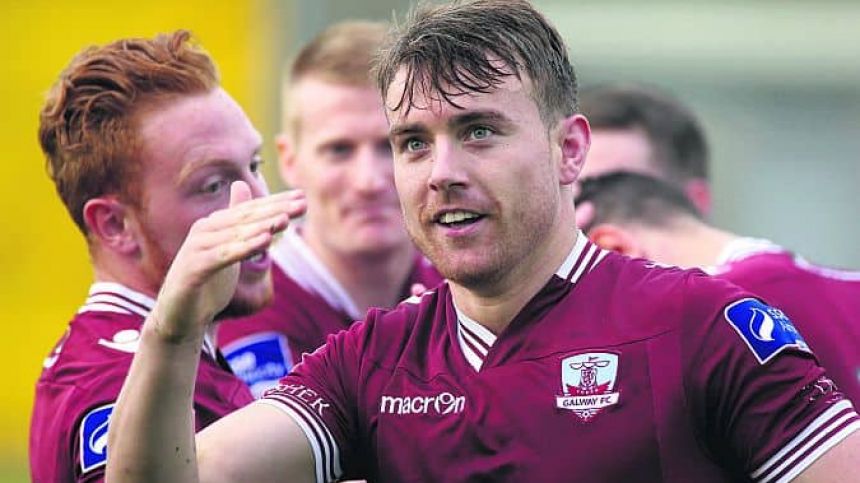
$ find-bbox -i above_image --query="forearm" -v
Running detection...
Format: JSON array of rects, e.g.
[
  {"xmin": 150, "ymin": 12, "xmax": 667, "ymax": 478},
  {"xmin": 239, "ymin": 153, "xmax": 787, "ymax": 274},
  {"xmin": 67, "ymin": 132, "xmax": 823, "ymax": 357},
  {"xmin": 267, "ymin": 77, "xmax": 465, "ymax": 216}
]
[{"xmin": 106, "ymin": 312, "xmax": 205, "ymax": 482}]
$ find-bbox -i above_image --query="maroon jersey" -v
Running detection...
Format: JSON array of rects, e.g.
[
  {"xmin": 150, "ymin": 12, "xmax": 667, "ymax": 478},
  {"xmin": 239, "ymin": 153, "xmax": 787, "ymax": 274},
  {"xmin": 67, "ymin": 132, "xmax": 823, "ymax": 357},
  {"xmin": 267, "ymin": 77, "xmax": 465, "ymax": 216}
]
[
  {"xmin": 218, "ymin": 228, "xmax": 442, "ymax": 396},
  {"xmin": 710, "ymin": 237, "xmax": 860, "ymax": 404},
  {"xmin": 30, "ymin": 283, "xmax": 253, "ymax": 483},
  {"xmin": 261, "ymin": 234, "xmax": 859, "ymax": 482}
]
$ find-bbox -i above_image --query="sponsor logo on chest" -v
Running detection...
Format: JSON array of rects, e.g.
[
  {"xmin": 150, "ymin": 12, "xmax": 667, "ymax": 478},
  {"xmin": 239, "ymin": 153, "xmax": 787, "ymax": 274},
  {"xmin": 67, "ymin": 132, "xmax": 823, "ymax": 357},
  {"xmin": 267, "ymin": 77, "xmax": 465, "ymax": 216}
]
[
  {"xmin": 223, "ymin": 332, "xmax": 293, "ymax": 398},
  {"xmin": 379, "ymin": 391, "xmax": 466, "ymax": 416},
  {"xmin": 556, "ymin": 352, "xmax": 621, "ymax": 422}
]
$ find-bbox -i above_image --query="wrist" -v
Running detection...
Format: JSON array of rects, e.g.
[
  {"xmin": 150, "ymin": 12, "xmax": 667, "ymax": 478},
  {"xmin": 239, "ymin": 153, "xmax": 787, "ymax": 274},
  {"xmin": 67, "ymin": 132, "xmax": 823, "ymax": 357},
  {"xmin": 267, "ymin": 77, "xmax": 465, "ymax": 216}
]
[{"xmin": 144, "ymin": 305, "xmax": 208, "ymax": 348}]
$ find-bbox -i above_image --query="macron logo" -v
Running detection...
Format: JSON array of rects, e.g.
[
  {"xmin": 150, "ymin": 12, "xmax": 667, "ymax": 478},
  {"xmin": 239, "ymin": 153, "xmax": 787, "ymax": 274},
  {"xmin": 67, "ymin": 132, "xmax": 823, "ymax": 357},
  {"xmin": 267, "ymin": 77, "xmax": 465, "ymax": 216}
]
[{"xmin": 380, "ymin": 392, "xmax": 465, "ymax": 416}]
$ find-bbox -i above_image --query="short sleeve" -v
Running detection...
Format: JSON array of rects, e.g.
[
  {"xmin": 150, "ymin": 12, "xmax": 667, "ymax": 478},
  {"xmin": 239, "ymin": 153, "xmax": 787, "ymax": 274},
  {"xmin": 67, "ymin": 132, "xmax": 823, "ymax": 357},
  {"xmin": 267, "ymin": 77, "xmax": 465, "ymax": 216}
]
[
  {"xmin": 681, "ymin": 275, "xmax": 859, "ymax": 482},
  {"xmin": 258, "ymin": 322, "xmax": 365, "ymax": 483}
]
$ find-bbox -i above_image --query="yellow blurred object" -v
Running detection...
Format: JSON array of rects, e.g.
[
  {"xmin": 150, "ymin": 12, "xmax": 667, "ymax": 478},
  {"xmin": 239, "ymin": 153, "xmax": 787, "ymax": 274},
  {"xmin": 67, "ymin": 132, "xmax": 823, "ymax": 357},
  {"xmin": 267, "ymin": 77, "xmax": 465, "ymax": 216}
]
[{"xmin": 0, "ymin": 0, "xmax": 276, "ymax": 476}]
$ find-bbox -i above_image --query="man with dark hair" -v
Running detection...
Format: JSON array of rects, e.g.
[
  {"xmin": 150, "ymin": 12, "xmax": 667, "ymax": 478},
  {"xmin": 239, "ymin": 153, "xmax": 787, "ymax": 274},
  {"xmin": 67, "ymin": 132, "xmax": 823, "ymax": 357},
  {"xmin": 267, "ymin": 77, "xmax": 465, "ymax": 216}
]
[
  {"xmin": 579, "ymin": 84, "xmax": 712, "ymax": 215},
  {"xmin": 577, "ymin": 171, "xmax": 860, "ymax": 405},
  {"xmin": 30, "ymin": 30, "xmax": 307, "ymax": 481},
  {"xmin": 217, "ymin": 21, "xmax": 441, "ymax": 397},
  {"xmin": 107, "ymin": 1, "xmax": 858, "ymax": 481}
]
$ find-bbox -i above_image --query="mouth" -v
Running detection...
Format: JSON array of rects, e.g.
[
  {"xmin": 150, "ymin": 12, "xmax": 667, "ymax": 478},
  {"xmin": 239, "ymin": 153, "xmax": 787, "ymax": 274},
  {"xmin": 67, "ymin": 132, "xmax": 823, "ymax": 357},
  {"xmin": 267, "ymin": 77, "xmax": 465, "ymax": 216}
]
[
  {"xmin": 241, "ymin": 250, "xmax": 271, "ymax": 273},
  {"xmin": 433, "ymin": 210, "xmax": 486, "ymax": 229},
  {"xmin": 247, "ymin": 251, "xmax": 266, "ymax": 263}
]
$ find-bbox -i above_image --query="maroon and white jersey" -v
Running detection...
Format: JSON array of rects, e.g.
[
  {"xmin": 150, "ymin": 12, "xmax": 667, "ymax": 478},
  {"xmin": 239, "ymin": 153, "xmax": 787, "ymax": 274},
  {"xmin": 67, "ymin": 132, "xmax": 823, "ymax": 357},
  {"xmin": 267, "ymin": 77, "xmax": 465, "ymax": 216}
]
[
  {"xmin": 30, "ymin": 282, "xmax": 253, "ymax": 483},
  {"xmin": 218, "ymin": 226, "xmax": 442, "ymax": 397},
  {"xmin": 261, "ymin": 233, "xmax": 859, "ymax": 482},
  {"xmin": 709, "ymin": 237, "xmax": 860, "ymax": 404}
]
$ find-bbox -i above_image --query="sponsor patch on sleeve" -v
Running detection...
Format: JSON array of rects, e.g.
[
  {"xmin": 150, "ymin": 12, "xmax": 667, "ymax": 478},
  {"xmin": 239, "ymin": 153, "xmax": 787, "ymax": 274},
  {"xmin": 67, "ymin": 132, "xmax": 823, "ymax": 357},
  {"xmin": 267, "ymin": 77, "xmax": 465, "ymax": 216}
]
[
  {"xmin": 724, "ymin": 298, "xmax": 812, "ymax": 364},
  {"xmin": 223, "ymin": 332, "xmax": 293, "ymax": 398},
  {"xmin": 79, "ymin": 402, "xmax": 114, "ymax": 474}
]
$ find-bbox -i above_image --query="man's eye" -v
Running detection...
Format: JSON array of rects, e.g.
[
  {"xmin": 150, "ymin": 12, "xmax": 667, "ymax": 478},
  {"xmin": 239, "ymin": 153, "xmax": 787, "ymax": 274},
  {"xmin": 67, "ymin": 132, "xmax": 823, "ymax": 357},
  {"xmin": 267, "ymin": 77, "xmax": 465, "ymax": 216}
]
[
  {"xmin": 201, "ymin": 179, "xmax": 228, "ymax": 194},
  {"xmin": 326, "ymin": 143, "xmax": 354, "ymax": 159},
  {"xmin": 469, "ymin": 126, "xmax": 493, "ymax": 141},
  {"xmin": 405, "ymin": 139, "xmax": 427, "ymax": 152},
  {"xmin": 250, "ymin": 155, "xmax": 265, "ymax": 174}
]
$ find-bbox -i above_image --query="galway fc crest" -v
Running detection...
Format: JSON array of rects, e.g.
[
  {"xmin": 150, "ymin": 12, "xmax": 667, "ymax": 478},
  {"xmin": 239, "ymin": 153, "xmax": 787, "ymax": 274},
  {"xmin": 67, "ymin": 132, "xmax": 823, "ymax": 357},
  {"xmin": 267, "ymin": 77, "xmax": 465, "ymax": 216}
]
[{"xmin": 556, "ymin": 352, "xmax": 620, "ymax": 421}]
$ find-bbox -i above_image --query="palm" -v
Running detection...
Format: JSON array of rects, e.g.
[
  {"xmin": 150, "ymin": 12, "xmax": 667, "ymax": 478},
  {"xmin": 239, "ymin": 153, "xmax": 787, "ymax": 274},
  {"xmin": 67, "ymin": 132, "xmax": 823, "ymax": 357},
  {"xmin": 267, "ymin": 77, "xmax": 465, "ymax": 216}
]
[{"xmin": 151, "ymin": 181, "xmax": 305, "ymax": 342}]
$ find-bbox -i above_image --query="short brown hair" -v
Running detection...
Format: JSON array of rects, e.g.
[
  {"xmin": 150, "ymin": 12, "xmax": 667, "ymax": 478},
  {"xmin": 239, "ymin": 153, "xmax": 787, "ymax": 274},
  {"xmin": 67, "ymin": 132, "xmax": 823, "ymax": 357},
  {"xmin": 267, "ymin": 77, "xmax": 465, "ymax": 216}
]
[
  {"xmin": 575, "ymin": 171, "xmax": 703, "ymax": 233},
  {"xmin": 39, "ymin": 30, "xmax": 218, "ymax": 234},
  {"xmin": 374, "ymin": 0, "xmax": 577, "ymax": 126},
  {"xmin": 283, "ymin": 21, "xmax": 386, "ymax": 138},
  {"xmin": 580, "ymin": 84, "xmax": 709, "ymax": 182}
]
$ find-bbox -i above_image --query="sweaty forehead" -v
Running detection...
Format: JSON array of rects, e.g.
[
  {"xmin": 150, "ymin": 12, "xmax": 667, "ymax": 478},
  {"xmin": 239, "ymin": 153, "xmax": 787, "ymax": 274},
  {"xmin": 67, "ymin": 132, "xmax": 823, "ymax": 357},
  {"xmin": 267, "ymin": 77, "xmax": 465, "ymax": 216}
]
[{"xmin": 384, "ymin": 67, "xmax": 528, "ymax": 127}]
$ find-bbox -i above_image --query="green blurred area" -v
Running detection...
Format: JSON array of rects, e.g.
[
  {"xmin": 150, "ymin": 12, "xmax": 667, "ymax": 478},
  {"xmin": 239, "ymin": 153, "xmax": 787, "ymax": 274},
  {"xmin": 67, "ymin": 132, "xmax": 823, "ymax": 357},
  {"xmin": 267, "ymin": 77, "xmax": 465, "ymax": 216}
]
[{"xmin": 0, "ymin": 458, "xmax": 29, "ymax": 483}]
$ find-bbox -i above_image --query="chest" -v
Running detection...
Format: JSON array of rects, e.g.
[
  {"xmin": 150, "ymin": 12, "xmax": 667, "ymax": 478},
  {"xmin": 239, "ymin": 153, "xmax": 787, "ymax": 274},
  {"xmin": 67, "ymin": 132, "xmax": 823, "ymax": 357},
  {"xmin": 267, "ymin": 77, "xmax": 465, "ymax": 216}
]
[{"xmin": 360, "ymin": 334, "xmax": 726, "ymax": 482}]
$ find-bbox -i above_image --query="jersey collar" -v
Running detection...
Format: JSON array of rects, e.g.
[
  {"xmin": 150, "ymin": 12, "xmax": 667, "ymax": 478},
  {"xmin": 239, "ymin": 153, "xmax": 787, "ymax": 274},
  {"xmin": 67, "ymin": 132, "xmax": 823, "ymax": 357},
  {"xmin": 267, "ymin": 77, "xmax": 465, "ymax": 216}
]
[
  {"xmin": 270, "ymin": 225, "xmax": 364, "ymax": 320},
  {"xmin": 708, "ymin": 237, "xmax": 785, "ymax": 275},
  {"xmin": 455, "ymin": 231, "xmax": 607, "ymax": 371}
]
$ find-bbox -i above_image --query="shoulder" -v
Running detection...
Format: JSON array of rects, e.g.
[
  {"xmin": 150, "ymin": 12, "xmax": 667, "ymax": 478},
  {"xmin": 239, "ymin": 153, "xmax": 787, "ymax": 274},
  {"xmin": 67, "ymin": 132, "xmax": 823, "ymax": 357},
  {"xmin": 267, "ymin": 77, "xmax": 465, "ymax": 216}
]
[
  {"xmin": 41, "ymin": 310, "xmax": 142, "ymax": 379},
  {"xmin": 323, "ymin": 284, "xmax": 448, "ymax": 368},
  {"xmin": 577, "ymin": 253, "xmax": 754, "ymax": 342},
  {"xmin": 594, "ymin": 253, "xmax": 744, "ymax": 313},
  {"xmin": 717, "ymin": 250, "xmax": 796, "ymax": 284}
]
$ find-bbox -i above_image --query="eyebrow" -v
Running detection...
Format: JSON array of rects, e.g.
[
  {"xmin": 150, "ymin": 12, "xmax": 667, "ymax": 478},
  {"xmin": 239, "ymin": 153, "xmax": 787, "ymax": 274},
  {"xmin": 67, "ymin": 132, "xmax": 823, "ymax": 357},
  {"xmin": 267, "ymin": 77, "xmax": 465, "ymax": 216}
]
[{"xmin": 389, "ymin": 109, "xmax": 513, "ymax": 138}]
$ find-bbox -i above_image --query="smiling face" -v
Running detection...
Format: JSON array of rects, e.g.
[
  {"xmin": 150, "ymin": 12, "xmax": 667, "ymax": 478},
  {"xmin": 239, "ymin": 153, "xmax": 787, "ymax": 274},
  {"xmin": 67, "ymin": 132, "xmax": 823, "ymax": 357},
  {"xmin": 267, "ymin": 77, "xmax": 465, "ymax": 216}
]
[
  {"xmin": 283, "ymin": 79, "xmax": 410, "ymax": 261},
  {"xmin": 387, "ymin": 71, "xmax": 576, "ymax": 289},
  {"xmin": 132, "ymin": 88, "xmax": 272, "ymax": 316}
]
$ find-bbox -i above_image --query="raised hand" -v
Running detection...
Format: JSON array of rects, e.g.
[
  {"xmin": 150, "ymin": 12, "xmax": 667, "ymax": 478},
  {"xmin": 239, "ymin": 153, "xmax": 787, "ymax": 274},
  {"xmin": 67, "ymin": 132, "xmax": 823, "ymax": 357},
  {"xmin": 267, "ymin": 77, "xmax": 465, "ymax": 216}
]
[{"xmin": 151, "ymin": 181, "xmax": 306, "ymax": 344}]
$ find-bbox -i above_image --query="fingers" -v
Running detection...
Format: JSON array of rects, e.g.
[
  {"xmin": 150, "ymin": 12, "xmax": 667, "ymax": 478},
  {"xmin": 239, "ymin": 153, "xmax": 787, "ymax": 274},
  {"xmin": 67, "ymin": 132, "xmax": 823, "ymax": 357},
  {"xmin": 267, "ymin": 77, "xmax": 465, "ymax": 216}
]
[
  {"xmin": 229, "ymin": 180, "xmax": 254, "ymax": 208},
  {"xmin": 197, "ymin": 190, "xmax": 306, "ymax": 240},
  {"xmin": 220, "ymin": 189, "xmax": 307, "ymax": 222},
  {"xmin": 213, "ymin": 229, "xmax": 275, "ymax": 265},
  {"xmin": 180, "ymin": 189, "xmax": 306, "ymax": 270}
]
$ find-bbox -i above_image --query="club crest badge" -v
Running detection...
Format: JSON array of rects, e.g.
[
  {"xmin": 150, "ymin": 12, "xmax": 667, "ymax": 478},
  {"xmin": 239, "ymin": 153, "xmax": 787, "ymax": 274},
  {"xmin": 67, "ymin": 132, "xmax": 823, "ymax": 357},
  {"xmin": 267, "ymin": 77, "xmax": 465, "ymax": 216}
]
[{"xmin": 556, "ymin": 352, "xmax": 620, "ymax": 421}]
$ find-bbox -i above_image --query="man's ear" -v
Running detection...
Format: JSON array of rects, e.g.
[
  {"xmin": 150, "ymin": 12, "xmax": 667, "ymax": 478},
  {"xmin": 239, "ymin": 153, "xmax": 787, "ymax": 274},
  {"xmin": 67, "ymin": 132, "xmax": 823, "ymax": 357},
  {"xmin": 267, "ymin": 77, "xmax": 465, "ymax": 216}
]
[
  {"xmin": 587, "ymin": 223, "xmax": 645, "ymax": 258},
  {"xmin": 81, "ymin": 197, "xmax": 140, "ymax": 255},
  {"xmin": 683, "ymin": 178, "xmax": 712, "ymax": 218},
  {"xmin": 557, "ymin": 114, "xmax": 591, "ymax": 185},
  {"xmin": 276, "ymin": 133, "xmax": 301, "ymax": 189}
]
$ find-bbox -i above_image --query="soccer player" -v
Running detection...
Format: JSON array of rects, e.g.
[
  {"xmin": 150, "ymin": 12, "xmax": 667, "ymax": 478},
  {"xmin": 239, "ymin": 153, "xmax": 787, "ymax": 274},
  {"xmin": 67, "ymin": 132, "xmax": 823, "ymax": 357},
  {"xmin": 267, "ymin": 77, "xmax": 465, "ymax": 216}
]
[
  {"xmin": 576, "ymin": 171, "xmax": 860, "ymax": 405},
  {"xmin": 578, "ymin": 84, "xmax": 712, "ymax": 215},
  {"xmin": 29, "ymin": 31, "xmax": 306, "ymax": 481},
  {"xmin": 217, "ymin": 21, "xmax": 441, "ymax": 397},
  {"xmin": 106, "ymin": 1, "xmax": 860, "ymax": 481}
]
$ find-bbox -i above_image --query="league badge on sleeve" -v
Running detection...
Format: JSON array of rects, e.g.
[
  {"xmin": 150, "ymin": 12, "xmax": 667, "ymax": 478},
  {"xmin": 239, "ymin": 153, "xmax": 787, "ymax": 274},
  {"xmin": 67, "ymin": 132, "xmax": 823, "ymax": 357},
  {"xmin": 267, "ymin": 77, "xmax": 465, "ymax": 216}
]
[
  {"xmin": 724, "ymin": 298, "xmax": 811, "ymax": 364},
  {"xmin": 79, "ymin": 403, "xmax": 114, "ymax": 474},
  {"xmin": 223, "ymin": 332, "xmax": 293, "ymax": 398}
]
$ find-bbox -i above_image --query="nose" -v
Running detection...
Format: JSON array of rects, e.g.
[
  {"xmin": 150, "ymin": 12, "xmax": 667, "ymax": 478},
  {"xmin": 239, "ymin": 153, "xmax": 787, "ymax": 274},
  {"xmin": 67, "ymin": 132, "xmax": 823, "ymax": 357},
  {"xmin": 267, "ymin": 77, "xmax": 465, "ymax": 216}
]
[
  {"xmin": 246, "ymin": 171, "xmax": 270, "ymax": 198},
  {"xmin": 354, "ymin": 146, "xmax": 391, "ymax": 195},
  {"xmin": 428, "ymin": 139, "xmax": 468, "ymax": 193}
]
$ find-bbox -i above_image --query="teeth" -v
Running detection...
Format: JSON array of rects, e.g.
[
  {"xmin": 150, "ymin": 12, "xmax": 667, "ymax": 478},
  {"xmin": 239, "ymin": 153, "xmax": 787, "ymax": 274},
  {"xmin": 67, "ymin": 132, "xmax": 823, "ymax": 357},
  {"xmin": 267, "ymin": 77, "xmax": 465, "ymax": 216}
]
[
  {"xmin": 249, "ymin": 252, "xmax": 265, "ymax": 263},
  {"xmin": 439, "ymin": 211, "xmax": 479, "ymax": 224}
]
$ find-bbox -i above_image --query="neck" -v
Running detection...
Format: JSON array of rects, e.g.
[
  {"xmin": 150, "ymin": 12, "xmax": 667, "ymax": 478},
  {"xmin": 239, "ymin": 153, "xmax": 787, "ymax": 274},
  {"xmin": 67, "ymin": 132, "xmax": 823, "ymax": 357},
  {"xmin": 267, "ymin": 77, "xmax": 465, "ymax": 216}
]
[
  {"xmin": 640, "ymin": 218, "xmax": 739, "ymax": 270},
  {"xmin": 92, "ymin": 251, "xmax": 160, "ymax": 299},
  {"xmin": 449, "ymin": 216, "xmax": 578, "ymax": 336},
  {"xmin": 302, "ymin": 229, "xmax": 417, "ymax": 314}
]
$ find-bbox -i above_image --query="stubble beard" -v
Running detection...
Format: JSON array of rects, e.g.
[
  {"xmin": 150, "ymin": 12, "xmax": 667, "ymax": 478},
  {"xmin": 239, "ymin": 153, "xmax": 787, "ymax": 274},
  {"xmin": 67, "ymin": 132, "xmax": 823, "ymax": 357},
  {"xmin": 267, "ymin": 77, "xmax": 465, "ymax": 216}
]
[
  {"xmin": 216, "ymin": 272, "xmax": 274, "ymax": 320},
  {"xmin": 137, "ymin": 218, "xmax": 274, "ymax": 320},
  {"xmin": 408, "ymin": 202, "xmax": 555, "ymax": 292}
]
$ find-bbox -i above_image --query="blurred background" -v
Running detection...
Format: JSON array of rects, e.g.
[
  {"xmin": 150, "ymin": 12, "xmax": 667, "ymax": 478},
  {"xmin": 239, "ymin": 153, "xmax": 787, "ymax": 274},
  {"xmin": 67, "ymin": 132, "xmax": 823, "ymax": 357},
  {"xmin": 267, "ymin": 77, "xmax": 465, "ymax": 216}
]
[{"xmin": 1, "ymin": 0, "xmax": 857, "ymax": 480}]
